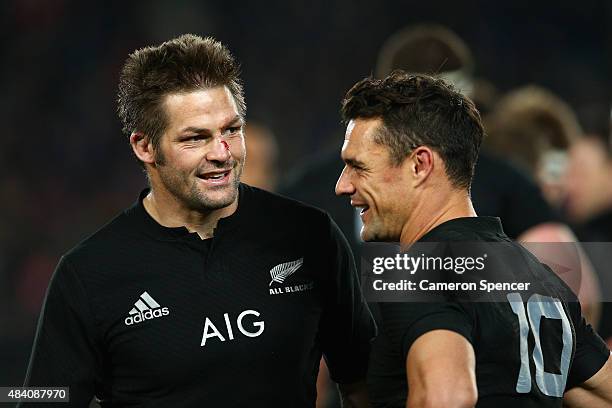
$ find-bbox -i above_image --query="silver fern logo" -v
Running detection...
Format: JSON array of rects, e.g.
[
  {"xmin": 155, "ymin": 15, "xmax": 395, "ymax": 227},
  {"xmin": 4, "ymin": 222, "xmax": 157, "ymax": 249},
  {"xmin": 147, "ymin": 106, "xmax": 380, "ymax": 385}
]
[{"xmin": 269, "ymin": 258, "xmax": 304, "ymax": 286}]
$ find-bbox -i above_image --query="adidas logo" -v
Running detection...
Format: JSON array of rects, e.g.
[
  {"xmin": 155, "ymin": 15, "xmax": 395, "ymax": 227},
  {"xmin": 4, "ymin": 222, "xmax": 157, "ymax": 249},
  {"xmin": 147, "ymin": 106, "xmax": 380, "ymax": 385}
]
[{"xmin": 124, "ymin": 291, "xmax": 170, "ymax": 326}]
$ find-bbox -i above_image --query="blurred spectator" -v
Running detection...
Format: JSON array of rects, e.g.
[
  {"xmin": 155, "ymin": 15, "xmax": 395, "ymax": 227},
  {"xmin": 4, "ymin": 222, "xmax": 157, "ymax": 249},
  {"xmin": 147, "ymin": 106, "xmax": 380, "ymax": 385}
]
[
  {"xmin": 563, "ymin": 136, "xmax": 612, "ymax": 347},
  {"xmin": 375, "ymin": 24, "xmax": 475, "ymax": 96},
  {"xmin": 485, "ymin": 86, "xmax": 581, "ymax": 208},
  {"xmin": 241, "ymin": 122, "xmax": 280, "ymax": 192},
  {"xmin": 564, "ymin": 136, "xmax": 612, "ymax": 228},
  {"xmin": 470, "ymin": 78, "xmax": 500, "ymax": 116}
]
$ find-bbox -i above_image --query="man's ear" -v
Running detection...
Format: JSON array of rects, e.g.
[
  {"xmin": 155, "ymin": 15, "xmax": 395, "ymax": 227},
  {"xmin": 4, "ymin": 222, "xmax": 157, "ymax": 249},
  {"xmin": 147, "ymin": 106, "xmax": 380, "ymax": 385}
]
[
  {"xmin": 408, "ymin": 146, "xmax": 435, "ymax": 187},
  {"xmin": 130, "ymin": 132, "xmax": 155, "ymax": 165}
]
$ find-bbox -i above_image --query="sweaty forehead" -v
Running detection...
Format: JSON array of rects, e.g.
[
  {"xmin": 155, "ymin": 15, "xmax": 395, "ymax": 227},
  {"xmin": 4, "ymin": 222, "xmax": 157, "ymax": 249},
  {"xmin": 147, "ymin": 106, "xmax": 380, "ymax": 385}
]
[
  {"xmin": 344, "ymin": 117, "xmax": 382, "ymax": 139},
  {"xmin": 342, "ymin": 117, "xmax": 384, "ymax": 158}
]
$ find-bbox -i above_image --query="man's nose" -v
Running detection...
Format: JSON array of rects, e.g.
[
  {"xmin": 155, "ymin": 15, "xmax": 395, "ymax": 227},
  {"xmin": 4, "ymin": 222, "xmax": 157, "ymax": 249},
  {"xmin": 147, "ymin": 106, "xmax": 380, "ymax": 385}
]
[
  {"xmin": 335, "ymin": 166, "xmax": 355, "ymax": 196},
  {"xmin": 206, "ymin": 138, "xmax": 231, "ymax": 162}
]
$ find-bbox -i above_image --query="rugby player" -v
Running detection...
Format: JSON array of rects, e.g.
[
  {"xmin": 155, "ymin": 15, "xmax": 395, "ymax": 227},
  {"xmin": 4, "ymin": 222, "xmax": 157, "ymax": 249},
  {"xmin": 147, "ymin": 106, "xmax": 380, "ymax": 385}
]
[
  {"xmin": 335, "ymin": 72, "xmax": 611, "ymax": 407},
  {"xmin": 21, "ymin": 34, "xmax": 375, "ymax": 407}
]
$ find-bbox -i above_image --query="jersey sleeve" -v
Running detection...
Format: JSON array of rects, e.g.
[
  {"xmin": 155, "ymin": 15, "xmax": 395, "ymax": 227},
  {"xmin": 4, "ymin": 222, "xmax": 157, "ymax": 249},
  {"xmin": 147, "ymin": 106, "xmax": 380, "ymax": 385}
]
[
  {"xmin": 317, "ymin": 214, "xmax": 377, "ymax": 384},
  {"xmin": 379, "ymin": 302, "xmax": 475, "ymax": 360},
  {"xmin": 19, "ymin": 256, "xmax": 102, "ymax": 407},
  {"xmin": 566, "ymin": 299, "xmax": 610, "ymax": 389}
]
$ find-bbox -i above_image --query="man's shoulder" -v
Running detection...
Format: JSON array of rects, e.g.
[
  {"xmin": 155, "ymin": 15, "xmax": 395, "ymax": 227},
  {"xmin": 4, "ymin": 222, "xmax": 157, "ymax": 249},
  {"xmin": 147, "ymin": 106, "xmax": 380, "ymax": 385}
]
[{"xmin": 63, "ymin": 203, "xmax": 143, "ymax": 265}]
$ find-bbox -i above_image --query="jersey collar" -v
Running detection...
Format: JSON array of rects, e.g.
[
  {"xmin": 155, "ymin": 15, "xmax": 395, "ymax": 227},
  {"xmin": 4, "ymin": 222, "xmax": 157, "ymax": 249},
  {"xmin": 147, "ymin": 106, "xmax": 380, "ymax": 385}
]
[
  {"xmin": 418, "ymin": 216, "xmax": 506, "ymax": 242},
  {"xmin": 132, "ymin": 184, "xmax": 248, "ymax": 240}
]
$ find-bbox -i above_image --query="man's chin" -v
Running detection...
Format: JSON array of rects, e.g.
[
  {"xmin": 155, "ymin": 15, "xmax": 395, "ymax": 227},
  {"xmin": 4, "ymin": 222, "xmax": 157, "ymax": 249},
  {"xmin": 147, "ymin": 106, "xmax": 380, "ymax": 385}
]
[
  {"xmin": 361, "ymin": 226, "xmax": 394, "ymax": 242},
  {"xmin": 193, "ymin": 186, "xmax": 238, "ymax": 211},
  {"xmin": 201, "ymin": 194, "xmax": 236, "ymax": 210},
  {"xmin": 360, "ymin": 227, "xmax": 375, "ymax": 242},
  {"xmin": 188, "ymin": 172, "xmax": 241, "ymax": 211}
]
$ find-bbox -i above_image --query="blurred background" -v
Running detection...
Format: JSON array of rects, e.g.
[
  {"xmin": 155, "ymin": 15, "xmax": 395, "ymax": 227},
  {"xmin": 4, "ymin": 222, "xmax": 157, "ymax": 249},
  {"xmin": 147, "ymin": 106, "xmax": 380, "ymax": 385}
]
[{"xmin": 1, "ymin": 0, "xmax": 610, "ymax": 404}]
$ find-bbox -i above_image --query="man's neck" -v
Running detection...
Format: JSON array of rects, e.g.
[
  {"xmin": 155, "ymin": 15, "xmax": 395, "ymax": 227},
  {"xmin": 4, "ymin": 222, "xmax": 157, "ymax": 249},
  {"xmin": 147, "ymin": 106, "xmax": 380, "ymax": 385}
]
[
  {"xmin": 399, "ymin": 190, "xmax": 476, "ymax": 245},
  {"xmin": 143, "ymin": 188, "xmax": 238, "ymax": 240}
]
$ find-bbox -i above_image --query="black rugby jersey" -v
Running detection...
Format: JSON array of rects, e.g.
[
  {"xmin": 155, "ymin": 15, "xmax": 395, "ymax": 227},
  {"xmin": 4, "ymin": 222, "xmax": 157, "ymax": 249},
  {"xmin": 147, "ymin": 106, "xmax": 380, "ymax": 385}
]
[
  {"xmin": 368, "ymin": 217, "xmax": 609, "ymax": 408},
  {"xmin": 22, "ymin": 184, "xmax": 376, "ymax": 407}
]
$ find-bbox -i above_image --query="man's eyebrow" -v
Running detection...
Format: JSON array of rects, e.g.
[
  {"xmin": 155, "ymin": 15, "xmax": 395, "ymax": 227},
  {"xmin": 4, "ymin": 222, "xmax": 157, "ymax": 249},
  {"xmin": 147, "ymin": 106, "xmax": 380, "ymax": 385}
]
[
  {"xmin": 180, "ymin": 126, "xmax": 212, "ymax": 135},
  {"xmin": 179, "ymin": 116, "xmax": 243, "ymax": 135},
  {"xmin": 344, "ymin": 158, "xmax": 367, "ymax": 168},
  {"xmin": 223, "ymin": 115, "xmax": 243, "ymax": 128}
]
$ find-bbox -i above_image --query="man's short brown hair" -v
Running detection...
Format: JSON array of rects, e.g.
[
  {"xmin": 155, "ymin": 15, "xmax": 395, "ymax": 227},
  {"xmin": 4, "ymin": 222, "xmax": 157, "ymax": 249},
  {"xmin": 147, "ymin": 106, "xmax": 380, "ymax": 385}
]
[
  {"xmin": 117, "ymin": 34, "xmax": 245, "ymax": 153},
  {"xmin": 341, "ymin": 71, "xmax": 484, "ymax": 190}
]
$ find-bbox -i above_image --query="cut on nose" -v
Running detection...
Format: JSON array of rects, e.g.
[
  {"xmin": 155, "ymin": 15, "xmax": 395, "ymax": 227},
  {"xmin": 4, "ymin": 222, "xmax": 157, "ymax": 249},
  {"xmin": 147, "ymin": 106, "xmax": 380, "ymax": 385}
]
[{"xmin": 207, "ymin": 139, "xmax": 232, "ymax": 162}]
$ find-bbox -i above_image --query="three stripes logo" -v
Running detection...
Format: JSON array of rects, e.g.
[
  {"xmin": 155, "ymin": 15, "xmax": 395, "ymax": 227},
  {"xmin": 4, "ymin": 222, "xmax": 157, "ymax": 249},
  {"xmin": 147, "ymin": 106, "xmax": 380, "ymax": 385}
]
[
  {"xmin": 124, "ymin": 291, "xmax": 170, "ymax": 326},
  {"xmin": 269, "ymin": 258, "xmax": 304, "ymax": 286}
]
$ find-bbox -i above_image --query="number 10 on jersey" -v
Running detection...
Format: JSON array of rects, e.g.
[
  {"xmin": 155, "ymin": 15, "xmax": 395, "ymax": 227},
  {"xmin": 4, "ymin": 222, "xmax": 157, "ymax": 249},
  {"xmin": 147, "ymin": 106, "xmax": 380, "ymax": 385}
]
[{"xmin": 506, "ymin": 292, "xmax": 573, "ymax": 398}]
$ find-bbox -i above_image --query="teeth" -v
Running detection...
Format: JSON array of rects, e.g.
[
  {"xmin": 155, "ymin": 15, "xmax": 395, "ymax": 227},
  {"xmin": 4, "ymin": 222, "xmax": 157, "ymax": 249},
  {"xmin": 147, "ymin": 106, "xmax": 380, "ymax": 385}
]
[
  {"xmin": 358, "ymin": 206, "xmax": 369, "ymax": 215},
  {"xmin": 202, "ymin": 172, "xmax": 227, "ymax": 180}
]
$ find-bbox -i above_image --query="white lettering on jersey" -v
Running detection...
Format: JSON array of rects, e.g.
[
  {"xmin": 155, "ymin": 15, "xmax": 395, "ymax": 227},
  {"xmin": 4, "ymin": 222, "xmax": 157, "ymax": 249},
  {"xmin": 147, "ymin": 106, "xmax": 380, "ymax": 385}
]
[{"xmin": 201, "ymin": 309, "xmax": 264, "ymax": 347}]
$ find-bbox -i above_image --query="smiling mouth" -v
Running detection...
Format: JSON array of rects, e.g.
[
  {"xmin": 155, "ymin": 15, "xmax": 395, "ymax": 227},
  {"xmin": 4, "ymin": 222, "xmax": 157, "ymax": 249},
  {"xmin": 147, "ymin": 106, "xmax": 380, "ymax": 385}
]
[
  {"xmin": 197, "ymin": 169, "xmax": 231, "ymax": 183},
  {"xmin": 199, "ymin": 171, "xmax": 229, "ymax": 180}
]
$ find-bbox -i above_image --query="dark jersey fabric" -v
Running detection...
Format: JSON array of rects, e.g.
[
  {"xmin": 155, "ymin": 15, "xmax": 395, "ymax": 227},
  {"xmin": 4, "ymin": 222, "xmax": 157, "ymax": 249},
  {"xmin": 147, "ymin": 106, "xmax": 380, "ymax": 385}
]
[
  {"xmin": 22, "ymin": 184, "xmax": 376, "ymax": 407},
  {"xmin": 368, "ymin": 217, "xmax": 609, "ymax": 408},
  {"xmin": 572, "ymin": 210, "xmax": 612, "ymax": 341},
  {"xmin": 471, "ymin": 151, "xmax": 559, "ymax": 239}
]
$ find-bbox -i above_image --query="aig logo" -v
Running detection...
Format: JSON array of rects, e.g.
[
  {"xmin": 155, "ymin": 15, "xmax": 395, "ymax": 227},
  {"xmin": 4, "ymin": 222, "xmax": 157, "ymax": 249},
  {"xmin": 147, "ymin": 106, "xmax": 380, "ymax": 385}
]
[{"xmin": 201, "ymin": 309, "xmax": 264, "ymax": 347}]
